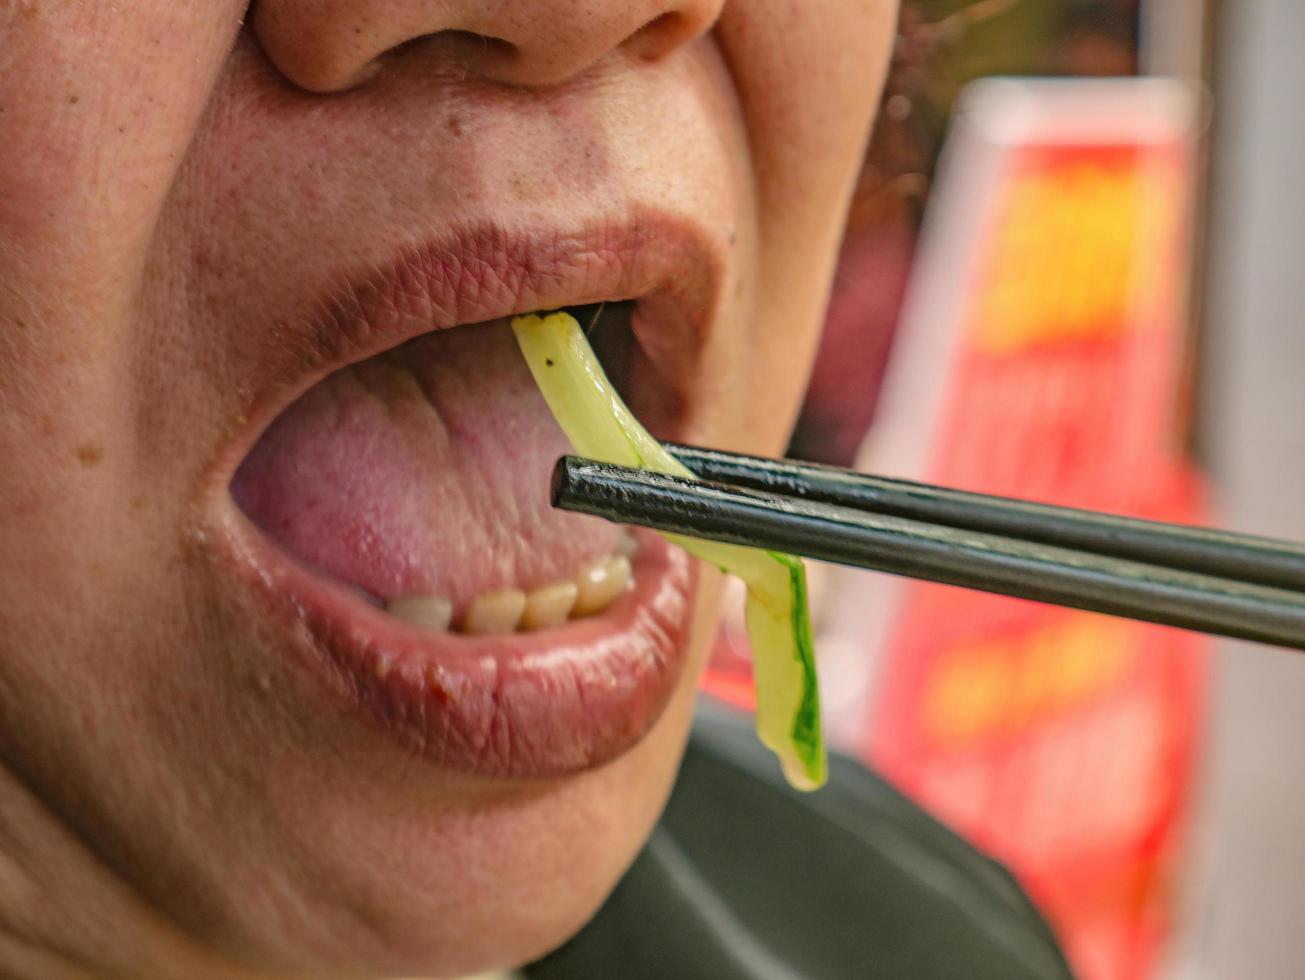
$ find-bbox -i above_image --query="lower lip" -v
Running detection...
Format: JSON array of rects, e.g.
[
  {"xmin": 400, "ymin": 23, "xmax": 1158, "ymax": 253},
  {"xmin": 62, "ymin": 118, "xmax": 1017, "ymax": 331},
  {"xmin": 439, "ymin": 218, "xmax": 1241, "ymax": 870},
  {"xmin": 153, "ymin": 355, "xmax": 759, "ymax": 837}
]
[{"xmin": 218, "ymin": 511, "xmax": 697, "ymax": 780}]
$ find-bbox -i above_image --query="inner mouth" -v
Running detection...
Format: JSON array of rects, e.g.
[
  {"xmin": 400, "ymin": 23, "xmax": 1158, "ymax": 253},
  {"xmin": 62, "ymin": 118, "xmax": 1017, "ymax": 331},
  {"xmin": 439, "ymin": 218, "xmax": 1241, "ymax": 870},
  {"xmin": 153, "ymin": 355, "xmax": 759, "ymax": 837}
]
[{"xmin": 231, "ymin": 301, "xmax": 667, "ymax": 636}]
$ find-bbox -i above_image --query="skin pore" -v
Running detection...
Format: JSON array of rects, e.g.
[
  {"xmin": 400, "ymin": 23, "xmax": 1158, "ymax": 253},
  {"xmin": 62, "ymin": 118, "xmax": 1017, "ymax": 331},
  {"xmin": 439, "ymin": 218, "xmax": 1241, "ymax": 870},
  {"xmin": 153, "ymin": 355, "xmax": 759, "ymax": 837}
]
[{"xmin": 0, "ymin": 3, "xmax": 894, "ymax": 977}]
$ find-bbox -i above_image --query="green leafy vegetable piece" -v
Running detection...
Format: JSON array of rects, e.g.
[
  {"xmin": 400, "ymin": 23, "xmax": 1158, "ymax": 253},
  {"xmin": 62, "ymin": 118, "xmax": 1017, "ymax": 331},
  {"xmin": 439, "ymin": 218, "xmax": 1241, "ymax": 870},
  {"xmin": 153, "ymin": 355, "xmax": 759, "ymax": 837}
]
[{"xmin": 512, "ymin": 311, "xmax": 826, "ymax": 790}]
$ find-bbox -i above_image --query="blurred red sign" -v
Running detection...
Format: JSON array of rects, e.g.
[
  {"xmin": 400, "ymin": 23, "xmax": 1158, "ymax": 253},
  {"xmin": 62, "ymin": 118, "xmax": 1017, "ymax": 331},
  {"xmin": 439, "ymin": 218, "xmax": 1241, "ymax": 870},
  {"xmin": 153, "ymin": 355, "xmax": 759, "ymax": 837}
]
[
  {"xmin": 863, "ymin": 81, "xmax": 1205, "ymax": 980},
  {"xmin": 705, "ymin": 80, "xmax": 1207, "ymax": 980}
]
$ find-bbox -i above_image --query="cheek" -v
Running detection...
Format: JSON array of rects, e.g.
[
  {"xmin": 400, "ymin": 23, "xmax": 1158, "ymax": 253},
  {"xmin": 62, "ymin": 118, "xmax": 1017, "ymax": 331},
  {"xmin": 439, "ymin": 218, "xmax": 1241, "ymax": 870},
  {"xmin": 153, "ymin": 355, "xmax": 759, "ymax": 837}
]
[
  {"xmin": 716, "ymin": 0, "xmax": 896, "ymax": 451},
  {"xmin": 0, "ymin": 1, "xmax": 251, "ymax": 667},
  {"xmin": 0, "ymin": 3, "xmax": 245, "ymax": 254}
]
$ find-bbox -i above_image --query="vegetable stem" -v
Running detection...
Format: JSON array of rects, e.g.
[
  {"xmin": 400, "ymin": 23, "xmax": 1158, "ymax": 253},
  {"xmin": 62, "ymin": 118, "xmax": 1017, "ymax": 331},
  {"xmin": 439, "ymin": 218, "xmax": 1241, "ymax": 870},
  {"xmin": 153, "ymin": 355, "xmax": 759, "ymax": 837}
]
[{"xmin": 512, "ymin": 311, "xmax": 826, "ymax": 790}]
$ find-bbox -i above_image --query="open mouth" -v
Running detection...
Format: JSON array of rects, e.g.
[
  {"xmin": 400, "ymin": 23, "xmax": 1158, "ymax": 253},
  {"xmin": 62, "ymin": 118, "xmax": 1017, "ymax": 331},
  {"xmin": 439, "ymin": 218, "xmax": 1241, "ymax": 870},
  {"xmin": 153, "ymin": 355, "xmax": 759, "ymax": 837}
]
[
  {"xmin": 231, "ymin": 303, "xmax": 656, "ymax": 632},
  {"xmin": 222, "ymin": 284, "xmax": 705, "ymax": 778}
]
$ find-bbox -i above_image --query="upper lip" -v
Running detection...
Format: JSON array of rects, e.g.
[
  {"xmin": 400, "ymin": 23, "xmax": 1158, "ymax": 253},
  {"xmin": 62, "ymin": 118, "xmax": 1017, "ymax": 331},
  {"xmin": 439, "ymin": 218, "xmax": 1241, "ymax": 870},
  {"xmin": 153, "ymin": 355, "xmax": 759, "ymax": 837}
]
[{"xmin": 205, "ymin": 210, "xmax": 724, "ymax": 491}]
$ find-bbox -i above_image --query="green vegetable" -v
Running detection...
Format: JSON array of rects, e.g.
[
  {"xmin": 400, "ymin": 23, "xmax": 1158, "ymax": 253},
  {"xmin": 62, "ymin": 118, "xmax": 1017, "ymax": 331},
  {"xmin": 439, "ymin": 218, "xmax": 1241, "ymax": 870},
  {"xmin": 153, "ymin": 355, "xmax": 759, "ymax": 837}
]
[{"xmin": 512, "ymin": 311, "xmax": 826, "ymax": 790}]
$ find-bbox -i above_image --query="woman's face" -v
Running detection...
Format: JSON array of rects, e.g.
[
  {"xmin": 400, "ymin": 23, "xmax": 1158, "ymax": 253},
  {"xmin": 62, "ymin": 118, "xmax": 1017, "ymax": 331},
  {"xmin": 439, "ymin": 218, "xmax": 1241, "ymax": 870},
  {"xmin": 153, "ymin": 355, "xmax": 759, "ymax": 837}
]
[{"xmin": 0, "ymin": 3, "xmax": 893, "ymax": 976}]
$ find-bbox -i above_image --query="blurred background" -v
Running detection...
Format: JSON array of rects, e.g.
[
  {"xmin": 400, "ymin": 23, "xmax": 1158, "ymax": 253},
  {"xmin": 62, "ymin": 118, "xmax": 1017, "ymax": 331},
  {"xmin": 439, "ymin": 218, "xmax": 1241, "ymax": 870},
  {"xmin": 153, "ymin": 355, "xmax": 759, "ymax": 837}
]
[{"xmin": 701, "ymin": 1, "xmax": 1305, "ymax": 978}]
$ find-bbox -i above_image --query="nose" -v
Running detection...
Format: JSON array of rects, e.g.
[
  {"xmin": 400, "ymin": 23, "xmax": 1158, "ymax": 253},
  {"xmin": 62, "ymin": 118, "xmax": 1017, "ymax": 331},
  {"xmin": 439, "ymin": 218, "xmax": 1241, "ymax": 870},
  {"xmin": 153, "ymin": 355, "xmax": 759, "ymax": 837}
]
[{"xmin": 252, "ymin": 0, "xmax": 727, "ymax": 93}]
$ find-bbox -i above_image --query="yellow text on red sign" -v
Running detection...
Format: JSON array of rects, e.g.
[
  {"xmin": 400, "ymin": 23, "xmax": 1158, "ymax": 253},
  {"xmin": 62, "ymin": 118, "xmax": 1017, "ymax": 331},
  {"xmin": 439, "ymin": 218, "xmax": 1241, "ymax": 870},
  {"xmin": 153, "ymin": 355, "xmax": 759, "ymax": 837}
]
[
  {"xmin": 923, "ymin": 613, "xmax": 1136, "ymax": 746},
  {"xmin": 973, "ymin": 159, "xmax": 1180, "ymax": 353}
]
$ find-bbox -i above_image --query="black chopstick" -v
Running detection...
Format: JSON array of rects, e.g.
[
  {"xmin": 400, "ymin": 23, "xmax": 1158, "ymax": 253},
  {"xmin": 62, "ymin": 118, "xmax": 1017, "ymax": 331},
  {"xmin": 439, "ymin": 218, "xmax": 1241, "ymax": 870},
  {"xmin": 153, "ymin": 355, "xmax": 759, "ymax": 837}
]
[
  {"xmin": 666, "ymin": 444, "xmax": 1305, "ymax": 594},
  {"xmin": 550, "ymin": 455, "xmax": 1305, "ymax": 651}
]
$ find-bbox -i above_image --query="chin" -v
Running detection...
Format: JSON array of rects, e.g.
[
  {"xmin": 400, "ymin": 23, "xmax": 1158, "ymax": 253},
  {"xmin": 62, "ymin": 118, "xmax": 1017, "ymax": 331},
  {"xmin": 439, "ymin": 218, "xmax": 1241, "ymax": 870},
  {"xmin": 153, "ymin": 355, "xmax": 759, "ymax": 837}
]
[{"xmin": 202, "ymin": 571, "xmax": 725, "ymax": 978}]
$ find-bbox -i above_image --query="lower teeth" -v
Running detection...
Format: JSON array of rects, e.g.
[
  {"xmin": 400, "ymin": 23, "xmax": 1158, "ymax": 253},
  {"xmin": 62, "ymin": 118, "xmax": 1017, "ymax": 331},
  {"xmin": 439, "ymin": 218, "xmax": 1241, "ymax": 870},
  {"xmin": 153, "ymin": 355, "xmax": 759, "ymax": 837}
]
[
  {"xmin": 573, "ymin": 555, "xmax": 631, "ymax": 617},
  {"xmin": 383, "ymin": 532, "xmax": 637, "ymax": 635},
  {"xmin": 385, "ymin": 595, "xmax": 454, "ymax": 631},
  {"xmin": 520, "ymin": 582, "xmax": 579, "ymax": 632},
  {"xmin": 461, "ymin": 589, "xmax": 528, "ymax": 635}
]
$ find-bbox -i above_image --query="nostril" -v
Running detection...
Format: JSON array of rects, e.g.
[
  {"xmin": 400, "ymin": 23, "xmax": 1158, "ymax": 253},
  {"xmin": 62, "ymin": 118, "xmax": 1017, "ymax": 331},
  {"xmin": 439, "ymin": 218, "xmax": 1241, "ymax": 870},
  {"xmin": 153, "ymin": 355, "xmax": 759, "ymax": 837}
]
[
  {"xmin": 639, "ymin": 11, "xmax": 680, "ymax": 33},
  {"xmin": 389, "ymin": 29, "xmax": 518, "ymax": 77},
  {"xmin": 625, "ymin": 10, "xmax": 703, "ymax": 62},
  {"xmin": 431, "ymin": 29, "xmax": 517, "ymax": 59}
]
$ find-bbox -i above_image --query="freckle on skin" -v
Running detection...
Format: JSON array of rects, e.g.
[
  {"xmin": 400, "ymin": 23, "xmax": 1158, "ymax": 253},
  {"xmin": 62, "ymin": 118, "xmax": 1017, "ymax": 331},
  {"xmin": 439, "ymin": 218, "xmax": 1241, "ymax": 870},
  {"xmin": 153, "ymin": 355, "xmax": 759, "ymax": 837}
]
[
  {"xmin": 509, "ymin": 174, "xmax": 532, "ymax": 199},
  {"xmin": 75, "ymin": 444, "xmax": 103, "ymax": 467}
]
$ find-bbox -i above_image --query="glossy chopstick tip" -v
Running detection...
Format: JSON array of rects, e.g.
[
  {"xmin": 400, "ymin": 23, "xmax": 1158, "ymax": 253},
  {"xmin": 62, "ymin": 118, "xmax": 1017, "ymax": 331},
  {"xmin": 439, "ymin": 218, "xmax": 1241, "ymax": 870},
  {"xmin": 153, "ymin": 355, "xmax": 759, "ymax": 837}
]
[{"xmin": 550, "ymin": 455, "xmax": 583, "ymax": 511}]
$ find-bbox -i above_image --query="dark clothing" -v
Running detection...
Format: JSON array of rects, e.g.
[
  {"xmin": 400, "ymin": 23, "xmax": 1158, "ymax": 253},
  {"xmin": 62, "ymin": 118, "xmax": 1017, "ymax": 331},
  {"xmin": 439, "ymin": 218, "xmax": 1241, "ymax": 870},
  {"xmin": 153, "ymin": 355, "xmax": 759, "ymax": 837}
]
[{"xmin": 529, "ymin": 707, "xmax": 1074, "ymax": 980}]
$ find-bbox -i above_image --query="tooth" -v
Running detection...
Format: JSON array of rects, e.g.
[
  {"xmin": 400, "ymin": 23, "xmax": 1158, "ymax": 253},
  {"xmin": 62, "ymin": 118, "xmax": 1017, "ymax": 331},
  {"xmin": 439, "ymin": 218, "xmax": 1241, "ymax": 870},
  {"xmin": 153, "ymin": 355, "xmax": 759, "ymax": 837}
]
[
  {"xmin": 573, "ymin": 555, "xmax": 633, "ymax": 618},
  {"xmin": 520, "ymin": 581, "xmax": 579, "ymax": 632},
  {"xmin": 461, "ymin": 589, "xmax": 527, "ymax": 635},
  {"xmin": 614, "ymin": 531, "xmax": 639, "ymax": 559},
  {"xmin": 386, "ymin": 595, "xmax": 453, "ymax": 631}
]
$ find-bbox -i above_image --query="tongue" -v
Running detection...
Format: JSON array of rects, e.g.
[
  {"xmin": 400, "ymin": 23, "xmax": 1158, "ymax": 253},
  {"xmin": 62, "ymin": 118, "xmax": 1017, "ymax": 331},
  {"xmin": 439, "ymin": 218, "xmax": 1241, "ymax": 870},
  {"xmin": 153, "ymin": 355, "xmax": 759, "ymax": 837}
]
[{"xmin": 230, "ymin": 320, "xmax": 620, "ymax": 611}]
